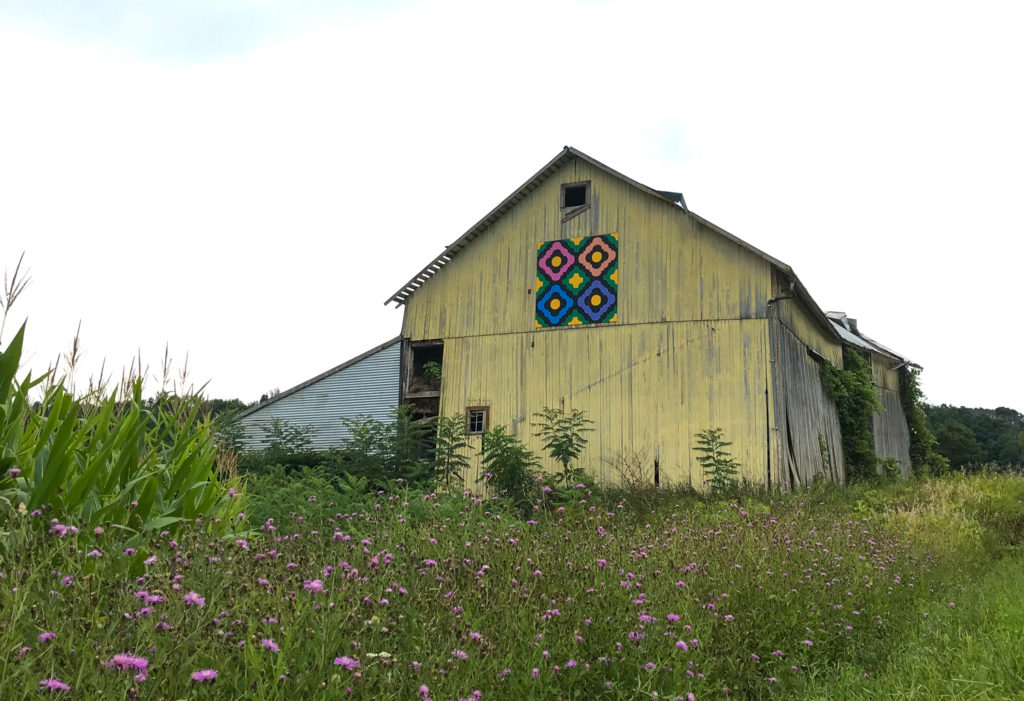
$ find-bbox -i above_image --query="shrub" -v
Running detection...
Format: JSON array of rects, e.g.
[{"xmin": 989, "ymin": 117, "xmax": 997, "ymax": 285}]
[{"xmin": 478, "ymin": 426, "xmax": 539, "ymax": 512}]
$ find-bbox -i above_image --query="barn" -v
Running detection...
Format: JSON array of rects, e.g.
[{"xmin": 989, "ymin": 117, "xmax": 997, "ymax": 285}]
[
  {"xmin": 237, "ymin": 337, "xmax": 400, "ymax": 451},
  {"xmin": 387, "ymin": 146, "xmax": 918, "ymax": 490}
]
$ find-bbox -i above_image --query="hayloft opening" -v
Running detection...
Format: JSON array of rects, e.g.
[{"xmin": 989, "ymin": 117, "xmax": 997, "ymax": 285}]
[
  {"xmin": 561, "ymin": 182, "xmax": 589, "ymax": 208},
  {"xmin": 402, "ymin": 339, "xmax": 444, "ymax": 422}
]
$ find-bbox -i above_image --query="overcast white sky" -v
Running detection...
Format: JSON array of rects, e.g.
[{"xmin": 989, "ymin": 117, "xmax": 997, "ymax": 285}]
[{"xmin": 1, "ymin": 0, "xmax": 1021, "ymax": 410}]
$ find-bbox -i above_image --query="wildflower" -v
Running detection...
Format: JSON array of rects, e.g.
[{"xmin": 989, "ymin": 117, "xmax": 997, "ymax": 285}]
[
  {"xmin": 452, "ymin": 649, "xmax": 468, "ymax": 660},
  {"xmin": 38, "ymin": 678, "xmax": 70, "ymax": 692},
  {"xmin": 334, "ymin": 656, "xmax": 360, "ymax": 670},
  {"xmin": 423, "ymin": 559, "xmax": 438, "ymax": 567},
  {"xmin": 675, "ymin": 640, "xmax": 689, "ymax": 652},
  {"xmin": 666, "ymin": 614, "xmax": 680, "ymax": 622},
  {"xmin": 106, "ymin": 653, "xmax": 149, "ymax": 681},
  {"xmin": 803, "ymin": 640, "xmax": 814, "ymax": 646},
  {"xmin": 303, "ymin": 579, "xmax": 325, "ymax": 594},
  {"xmin": 191, "ymin": 669, "xmax": 217, "ymax": 683},
  {"xmin": 59, "ymin": 576, "xmax": 73, "ymax": 587},
  {"xmin": 419, "ymin": 685, "xmax": 431, "ymax": 700},
  {"xmin": 750, "ymin": 654, "xmax": 760, "ymax": 663},
  {"xmin": 531, "ymin": 668, "xmax": 539, "ymax": 679},
  {"xmin": 262, "ymin": 638, "xmax": 280, "ymax": 653},
  {"xmin": 184, "ymin": 591, "xmax": 206, "ymax": 607},
  {"xmin": 94, "ymin": 526, "xmax": 103, "ymax": 535},
  {"xmin": 38, "ymin": 631, "xmax": 56, "ymax": 643},
  {"xmin": 144, "ymin": 555, "xmax": 157, "ymax": 565},
  {"xmin": 9, "ymin": 468, "xmax": 20, "ymax": 477},
  {"xmin": 123, "ymin": 548, "xmax": 136, "ymax": 556}
]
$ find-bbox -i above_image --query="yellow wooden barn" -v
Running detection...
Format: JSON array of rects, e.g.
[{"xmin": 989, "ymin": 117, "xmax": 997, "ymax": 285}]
[{"xmin": 387, "ymin": 147, "xmax": 915, "ymax": 490}]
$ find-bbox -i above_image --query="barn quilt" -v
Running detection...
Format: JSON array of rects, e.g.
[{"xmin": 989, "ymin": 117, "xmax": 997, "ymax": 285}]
[{"xmin": 535, "ymin": 233, "xmax": 618, "ymax": 327}]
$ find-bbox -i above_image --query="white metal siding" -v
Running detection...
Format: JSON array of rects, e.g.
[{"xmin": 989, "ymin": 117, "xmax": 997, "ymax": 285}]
[{"xmin": 240, "ymin": 341, "xmax": 400, "ymax": 450}]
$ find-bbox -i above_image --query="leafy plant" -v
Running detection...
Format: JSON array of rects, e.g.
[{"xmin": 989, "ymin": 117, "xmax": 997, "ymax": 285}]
[
  {"xmin": 422, "ymin": 360, "xmax": 442, "ymax": 382},
  {"xmin": 477, "ymin": 425, "xmax": 539, "ymax": 512},
  {"xmin": 532, "ymin": 406, "xmax": 593, "ymax": 486},
  {"xmin": 339, "ymin": 405, "xmax": 433, "ymax": 486},
  {"xmin": 0, "ymin": 324, "xmax": 244, "ymax": 543},
  {"xmin": 693, "ymin": 427, "xmax": 740, "ymax": 497},
  {"xmin": 822, "ymin": 347, "xmax": 881, "ymax": 480},
  {"xmin": 433, "ymin": 414, "xmax": 470, "ymax": 490},
  {"xmin": 899, "ymin": 369, "xmax": 948, "ymax": 476}
]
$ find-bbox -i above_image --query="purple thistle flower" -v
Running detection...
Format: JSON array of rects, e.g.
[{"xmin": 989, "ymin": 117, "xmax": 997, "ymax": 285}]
[
  {"xmin": 38, "ymin": 678, "xmax": 70, "ymax": 692},
  {"xmin": 334, "ymin": 656, "xmax": 360, "ymax": 670},
  {"xmin": 451, "ymin": 649, "xmax": 468, "ymax": 660},
  {"xmin": 191, "ymin": 669, "xmax": 217, "ymax": 683},
  {"xmin": 106, "ymin": 653, "xmax": 149, "ymax": 673},
  {"xmin": 262, "ymin": 638, "xmax": 280, "ymax": 653},
  {"xmin": 184, "ymin": 591, "xmax": 206, "ymax": 607},
  {"xmin": 144, "ymin": 555, "xmax": 157, "ymax": 566},
  {"xmin": 303, "ymin": 579, "xmax": 325, "ymax": 594},
  {"xmin": 38, "ymin": 631, "xmax": 56, "ymax": 643},
  {"xmin": 675, "ymin": 640, "xmax": 689, "ymax": 651}
]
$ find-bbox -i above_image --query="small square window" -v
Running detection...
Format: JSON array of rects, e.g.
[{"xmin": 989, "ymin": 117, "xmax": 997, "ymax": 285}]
[
  {"xmin": 561, "ymin": 182, "xmax": 589, "ymax": 209},
  {"xmin": 466, "ymin": 406, "xmax": 489, "ymax": 434}
]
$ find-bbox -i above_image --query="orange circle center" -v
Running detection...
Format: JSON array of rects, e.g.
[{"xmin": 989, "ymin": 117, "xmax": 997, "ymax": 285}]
[
  {"xmin": 552, "ymin": 256, "xmax": 562, "ymax": 267},
  {"xmin": 550, "ymin": 298, "xmax": 561, "ymax": 310},
  {"xmin": 592, "ymin": 251, "xmax": 602, "ymax": 262},
  {"xmin": 590, "ymin": 294, "xmax": 602, "ymax": 306}
]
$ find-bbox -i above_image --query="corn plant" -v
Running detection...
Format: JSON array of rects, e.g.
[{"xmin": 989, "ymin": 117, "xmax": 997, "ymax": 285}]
[{"xmin": 0, "ymin": 323, "xmax": 244, "ymax": 546}]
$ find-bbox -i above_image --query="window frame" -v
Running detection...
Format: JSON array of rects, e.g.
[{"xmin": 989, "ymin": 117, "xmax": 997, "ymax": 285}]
[
  {"xmin": 560, "ymin": 181, "xmax": 591, "ymax": 210},
  {"xmin": 465, "ymin": 406, "xmax": 489, "ymax": 435}
]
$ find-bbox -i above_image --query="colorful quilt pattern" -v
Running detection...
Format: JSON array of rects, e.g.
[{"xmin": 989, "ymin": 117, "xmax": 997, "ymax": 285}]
[{"xmin": 535, "ymin": 233, "xmax": 618, "ymax": 328}]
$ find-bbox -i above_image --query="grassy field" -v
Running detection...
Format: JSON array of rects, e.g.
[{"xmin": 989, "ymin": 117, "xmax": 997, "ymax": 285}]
[{"xmin": 2, "ymin": 472, "xmax": 1023, "ymax": 700}]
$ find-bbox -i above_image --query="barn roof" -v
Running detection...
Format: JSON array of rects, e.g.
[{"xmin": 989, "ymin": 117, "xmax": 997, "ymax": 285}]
[
  {"xmin": 826, "ymin": 313, "xmax": 919, "ymax": 369},
  {"xmin": 384, "ymin": 146, "xmax": 845, "ymax": 345},
  {"xmin": 238, "ymin": 336, "xmax": 401, "ymax": 419}
]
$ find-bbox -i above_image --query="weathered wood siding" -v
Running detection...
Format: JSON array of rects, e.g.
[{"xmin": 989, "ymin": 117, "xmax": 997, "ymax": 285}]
[
  {"xmin": 239, "ymin": 341, "xmax": 400, "ymax": 450},
  {"xmin": 441, "ymin": 319, "xmax": 772, "ymax": 488},
  {"xmin": 871, "ymin": 354, "xmax": 912, "ymax": 474},
  {"xmin": 775, "ymin": 296, "xmax": 842, "ymax": 366},
  {"xmin": 402, "ymin": 157, "xmax": 773, "ymax": 340},
  {"xmin": 769, "ymin": 319, "xmax": 845, "ymax": 489},
  {"xmin": 402, "ymin": 155, "xmax": 776, "ymax": 488}
]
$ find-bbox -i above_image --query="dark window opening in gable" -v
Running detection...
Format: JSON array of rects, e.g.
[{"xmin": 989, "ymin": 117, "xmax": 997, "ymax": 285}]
[{"xmin": 561, "ymin": 182, "xmax": 589, "ymax": 209}]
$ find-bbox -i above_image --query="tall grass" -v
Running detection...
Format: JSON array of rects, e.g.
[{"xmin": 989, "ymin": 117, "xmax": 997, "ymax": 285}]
[{"xmin": 2, "ymin": 473, "xmax": 1022, "ymax": 699}]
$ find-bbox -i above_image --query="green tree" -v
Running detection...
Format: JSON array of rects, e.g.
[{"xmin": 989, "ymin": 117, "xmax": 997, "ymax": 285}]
[
  {"xmin": 532, "ymin": 406, "xmax": 593, "ymax": 486},
  {"xmin": 432, "ymin": 414, "xmax": 470, "ymax": 490},
  {"xmin": 934, "ymin": 420, "xmax": 986, "ymax": 469},
  {"xmin": 693, "ymin": 427, "xmax": 740, "ymax": 497}
]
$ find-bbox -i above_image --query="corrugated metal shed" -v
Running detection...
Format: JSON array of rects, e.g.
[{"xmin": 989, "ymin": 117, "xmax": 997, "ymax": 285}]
[{"xmin": 239, "ymin": 338, "xmax": 401, "ymax": 451}]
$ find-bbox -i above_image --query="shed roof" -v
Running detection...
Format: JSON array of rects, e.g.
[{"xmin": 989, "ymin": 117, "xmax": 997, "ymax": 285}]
[
  {"xmin": 238, "ymin": 336, "xmax": 401, "ymax": 419},
  {"xmin": 384, "ymin": 146, "xmax": 845, "ymax": 344}
]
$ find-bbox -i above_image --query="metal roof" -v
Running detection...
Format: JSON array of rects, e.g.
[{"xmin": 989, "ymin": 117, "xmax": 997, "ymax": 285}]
[
  {"xmin": 238, "ymin": 336, "xmax": 402, "ymax": 419},
  {"xmin": 826, "ymin": 312, "xmax": 920, "ymax": 369}
]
